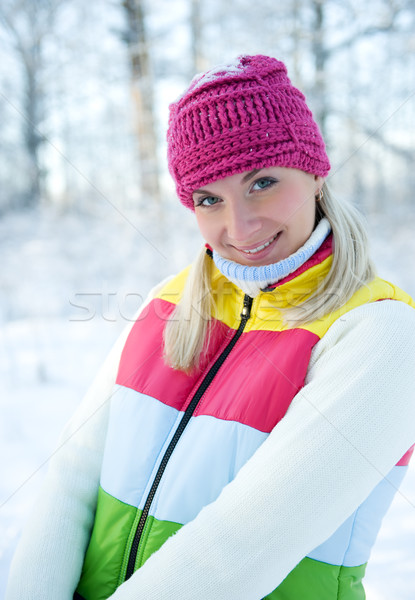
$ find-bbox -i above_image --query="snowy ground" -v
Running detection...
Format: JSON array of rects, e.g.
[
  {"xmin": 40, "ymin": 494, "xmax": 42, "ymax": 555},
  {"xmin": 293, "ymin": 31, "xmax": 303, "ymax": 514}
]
[{"xmin": 0, "ymin": 204, "xmax": 414, "ymax": 598}]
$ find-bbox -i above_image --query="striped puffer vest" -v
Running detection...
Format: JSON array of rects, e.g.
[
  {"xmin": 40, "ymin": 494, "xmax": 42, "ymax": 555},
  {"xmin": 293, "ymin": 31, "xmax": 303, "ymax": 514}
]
[{"xmin": 75, "ymin": 240, "xmax": 414, "ymax": 600}]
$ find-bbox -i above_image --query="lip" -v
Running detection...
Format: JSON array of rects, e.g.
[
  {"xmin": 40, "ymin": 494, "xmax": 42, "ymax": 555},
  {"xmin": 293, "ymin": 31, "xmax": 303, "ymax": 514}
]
[
  {"xmin": 231, "ymin": 232, "xmax": 282, "ymax": 262},
  {"xmin": 234, "ymin": 232, "xmax": 281, "ymax": 253}
]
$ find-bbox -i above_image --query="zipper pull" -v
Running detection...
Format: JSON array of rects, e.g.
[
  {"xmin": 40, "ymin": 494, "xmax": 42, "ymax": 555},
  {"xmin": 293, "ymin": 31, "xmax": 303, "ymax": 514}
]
[{"xmin": 241, "ymin": 294, "xmax": 253, "ymax": 319}]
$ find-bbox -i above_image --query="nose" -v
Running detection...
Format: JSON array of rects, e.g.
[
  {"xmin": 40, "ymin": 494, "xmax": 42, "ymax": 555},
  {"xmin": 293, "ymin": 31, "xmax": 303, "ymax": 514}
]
[{"xmin": 225, "ymin": 198, "xmax": 262, "ymax": 242}]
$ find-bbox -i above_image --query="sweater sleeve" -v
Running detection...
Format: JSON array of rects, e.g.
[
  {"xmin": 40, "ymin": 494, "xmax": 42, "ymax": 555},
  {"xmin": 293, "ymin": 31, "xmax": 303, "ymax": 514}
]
[
  {"xmin": 108, "ymin": 299, "xmax": 415, "ymax": 600},
  {"xmin": 5, "ymin": 280, "xmax": 170, "ymax": 600},
  {"xmin": 5, "ymin": 326, "xmax": 128, "ymax": 600}
]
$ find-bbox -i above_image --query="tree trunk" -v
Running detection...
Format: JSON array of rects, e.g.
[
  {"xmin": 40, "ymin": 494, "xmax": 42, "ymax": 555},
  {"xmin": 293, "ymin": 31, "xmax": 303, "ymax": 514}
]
[
  {"xmin": 23, "ymin": 45, "xmax": 43, "ymax": 206},
  {"xmin": 190, "ymin": 0, "xmax": 207, "ymax": 75},
  {"xmin": 311, "ymin": 0, "xmax": 328, "ymax": 139},
  {"xmin": 123, "ymin": 0, "xmax": 161, "ymax": 209},
  {"xmin": 0, "ymin": 1, "xmax": 49, "ymax": 207}
]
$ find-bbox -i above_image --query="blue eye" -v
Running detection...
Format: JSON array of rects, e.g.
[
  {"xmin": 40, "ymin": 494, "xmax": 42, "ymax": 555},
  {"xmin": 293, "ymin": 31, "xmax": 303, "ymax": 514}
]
[
  {"xmin": 196, "ymin": 196, "xmax": 221, "ymax": 207},
  {"xmin": 252, "ymin": 177, "xmax": 277, "ymax": 191}
]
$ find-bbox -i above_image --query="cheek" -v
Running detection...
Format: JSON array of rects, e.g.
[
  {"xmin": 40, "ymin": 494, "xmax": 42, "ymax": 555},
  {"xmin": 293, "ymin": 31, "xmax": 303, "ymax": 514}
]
[
  {"xmin": 268, "ymin": 189, "xmax": 303, "ymax": 222},
  {"xmin": 278, "ymin": 189, "xmax": 316, "ymax": 224},
  {"xmin": 195, "ymin": 213, "xmax": 217, "ymax": 244}
]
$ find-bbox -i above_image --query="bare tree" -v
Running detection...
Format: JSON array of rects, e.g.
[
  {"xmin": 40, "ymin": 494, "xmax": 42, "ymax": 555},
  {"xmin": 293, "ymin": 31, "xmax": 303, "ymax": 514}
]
[
  {"xmin": 285, "ymin": 0, "xmax": 415, "ymax": 207},
  {"xmin": 122, "ymin": 0, "xmax": 161, "ymax": 208},
  {"xmin": 0, "ymin": 0, "xmax": 64, "ymax": 207},
  {"xmin": 190, "ymin": 0, "xmax": 208, "ymax": 75},
  {"xmin": 310, "ymin": 0, "xmax": 328, "ymax": 136}
]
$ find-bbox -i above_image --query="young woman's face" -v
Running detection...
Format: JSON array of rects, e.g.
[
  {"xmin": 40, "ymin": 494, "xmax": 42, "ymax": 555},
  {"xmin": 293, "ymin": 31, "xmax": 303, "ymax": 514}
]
[{"xmin": 193, "ymin": 167, "xmax": 324, "ymax": 267}]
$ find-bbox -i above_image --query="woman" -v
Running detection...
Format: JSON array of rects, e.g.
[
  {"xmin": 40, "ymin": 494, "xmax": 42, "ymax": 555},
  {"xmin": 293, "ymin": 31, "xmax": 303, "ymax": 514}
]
[{"xmin": 6, "ymin": 54, "xmax": 415, "ymax": 600}]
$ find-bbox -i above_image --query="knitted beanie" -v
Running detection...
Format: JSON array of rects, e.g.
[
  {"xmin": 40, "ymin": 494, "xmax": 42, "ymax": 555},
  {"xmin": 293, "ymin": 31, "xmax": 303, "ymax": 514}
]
[{"xmin": 167, "ymin": 54, "xmax": 330, "ymax": 210}]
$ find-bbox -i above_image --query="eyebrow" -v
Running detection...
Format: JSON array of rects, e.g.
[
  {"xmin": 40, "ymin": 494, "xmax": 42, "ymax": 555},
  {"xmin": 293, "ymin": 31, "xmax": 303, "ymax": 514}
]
[
  {"xmin": 193, "ymin": 168, "xmax": 262, "ymax": 196},
  {"xmin": 241, "ymin": 168, "xmax": 262, "ymax": 183}
]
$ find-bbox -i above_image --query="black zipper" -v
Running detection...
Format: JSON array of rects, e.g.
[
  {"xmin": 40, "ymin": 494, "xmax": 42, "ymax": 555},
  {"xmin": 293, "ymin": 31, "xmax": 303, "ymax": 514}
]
[{"xmin": 124, "ymin": 294, "xmax": 253, "ymax": 580}]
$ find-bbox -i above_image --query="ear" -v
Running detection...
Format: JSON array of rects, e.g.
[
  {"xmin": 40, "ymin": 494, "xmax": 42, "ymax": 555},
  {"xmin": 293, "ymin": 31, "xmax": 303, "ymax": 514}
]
[{"xmin": 314, "ymin": 175, "xmax": 325, "ymax": 200}]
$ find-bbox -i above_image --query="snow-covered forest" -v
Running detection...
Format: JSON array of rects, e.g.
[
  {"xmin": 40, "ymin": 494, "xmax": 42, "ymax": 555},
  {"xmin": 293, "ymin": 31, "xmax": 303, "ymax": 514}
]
[{"xmin": 1, "ymin": 0, "xmax": 415, "ymax": 597}]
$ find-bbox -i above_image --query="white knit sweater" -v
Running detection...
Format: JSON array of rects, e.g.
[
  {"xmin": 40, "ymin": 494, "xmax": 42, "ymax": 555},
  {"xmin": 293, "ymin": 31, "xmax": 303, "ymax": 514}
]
[{"xmin": 6, "ymin": 298, "xmax": 415, "ymax": 600}]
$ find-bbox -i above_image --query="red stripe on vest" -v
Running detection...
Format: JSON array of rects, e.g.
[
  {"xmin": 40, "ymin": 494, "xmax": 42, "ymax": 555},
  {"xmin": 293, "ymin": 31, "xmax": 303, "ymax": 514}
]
[
  {"xmin": 396, "ymin": 444, "xmax": 414, "ymax": 466},
  {"xmin": 116, "ymin": 298, "xmax": 231, "ymax": 411},
  {"xmin": 116, "ymin": 298, "xmax": 319, "ymax": 433}
]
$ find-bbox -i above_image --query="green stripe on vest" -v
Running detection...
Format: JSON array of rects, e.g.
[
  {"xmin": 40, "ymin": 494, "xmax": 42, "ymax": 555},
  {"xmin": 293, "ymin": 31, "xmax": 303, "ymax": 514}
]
[
  {"xmin": 77, "ymin": 489, "xmax": 367, "ymax": 600},
  {"xmin": 264, "ymin": 557, "xmax": 366, "ymax": 599},
  {"xmin": 76, "ymin": 487, "xmax": 181, "ymax": 600}
]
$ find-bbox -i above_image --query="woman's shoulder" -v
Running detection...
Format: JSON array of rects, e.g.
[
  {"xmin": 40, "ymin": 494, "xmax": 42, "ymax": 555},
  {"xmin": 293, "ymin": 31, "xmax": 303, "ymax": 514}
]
[
  {"xmin": 151, "ymin": 266, "xmax": 192, "ymax": 303},
  {"xmin": 310, "ymin": 298, "xmax": 415, "ymax": 369}
]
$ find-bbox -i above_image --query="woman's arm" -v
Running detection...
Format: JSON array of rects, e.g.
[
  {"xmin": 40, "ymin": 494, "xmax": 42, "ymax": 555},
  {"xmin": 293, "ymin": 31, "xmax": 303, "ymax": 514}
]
[
  {"xmin": 109, "ymin": 299, "xmax": 415, "ymax": 600},
  {"xmin": 5, "ymin": 327, "xmax": 127, "ymax": 600},
  {"xmin": 5, "ymin": 279, "xmax": 170, "ymax": 600}
]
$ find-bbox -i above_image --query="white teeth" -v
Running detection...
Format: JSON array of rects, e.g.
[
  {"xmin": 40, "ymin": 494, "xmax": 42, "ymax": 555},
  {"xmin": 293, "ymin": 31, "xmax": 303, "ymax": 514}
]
[{"xmin": 242, "ymin": 234, "xmax": 278, "ymax": 254}]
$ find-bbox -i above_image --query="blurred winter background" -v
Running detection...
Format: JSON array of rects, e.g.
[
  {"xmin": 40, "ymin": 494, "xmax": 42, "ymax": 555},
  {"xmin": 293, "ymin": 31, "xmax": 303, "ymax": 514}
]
[{"xmin": 0, "ymin": 0, "xmax": 414, "ymax": 597}]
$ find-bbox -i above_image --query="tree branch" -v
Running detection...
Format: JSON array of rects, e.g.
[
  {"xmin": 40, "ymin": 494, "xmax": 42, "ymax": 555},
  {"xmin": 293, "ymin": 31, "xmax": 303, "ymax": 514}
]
[{"xmin": 325, "ymin": 11, "xmax": 402, "ymax": 57}]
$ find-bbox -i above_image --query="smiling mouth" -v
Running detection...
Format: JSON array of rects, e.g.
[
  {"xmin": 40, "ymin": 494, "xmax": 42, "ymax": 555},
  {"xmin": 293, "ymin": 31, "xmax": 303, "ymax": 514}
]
[{"xmin": 239, "ymin": 233, "xmax": 280, "ymax": 254}]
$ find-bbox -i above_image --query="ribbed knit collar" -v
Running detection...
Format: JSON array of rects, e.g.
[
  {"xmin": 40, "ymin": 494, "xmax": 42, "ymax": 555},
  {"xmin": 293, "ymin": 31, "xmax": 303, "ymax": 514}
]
[{"xmin": 212, "ymin": 218, "xmax": 332, "ymax": 297}]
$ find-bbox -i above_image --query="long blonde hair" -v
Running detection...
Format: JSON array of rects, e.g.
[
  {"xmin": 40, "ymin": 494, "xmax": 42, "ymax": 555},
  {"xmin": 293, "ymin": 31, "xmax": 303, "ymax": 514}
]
[{"xmin": 163, "ymin": 183, "xmax": 375, "ymax": 372}]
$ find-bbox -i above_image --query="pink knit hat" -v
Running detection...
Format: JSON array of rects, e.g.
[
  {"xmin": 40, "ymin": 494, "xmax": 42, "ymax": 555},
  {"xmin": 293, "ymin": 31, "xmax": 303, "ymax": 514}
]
[{"xmin": 167, "ymin": 55, "xmax": 330, "ymax": 210}]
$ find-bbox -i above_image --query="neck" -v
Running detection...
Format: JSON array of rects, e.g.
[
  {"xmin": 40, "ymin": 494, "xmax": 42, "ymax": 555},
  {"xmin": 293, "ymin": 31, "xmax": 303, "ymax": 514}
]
[{"xmin": 212, "ymin": 218, "xmax": 332, "ymax": 297}]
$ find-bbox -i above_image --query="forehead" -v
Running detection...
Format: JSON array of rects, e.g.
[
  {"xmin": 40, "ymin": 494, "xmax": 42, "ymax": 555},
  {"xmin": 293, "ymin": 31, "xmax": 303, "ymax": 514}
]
[{"xmin": 192, "ymin": 169, "xmax": 263, "ymax": 195}]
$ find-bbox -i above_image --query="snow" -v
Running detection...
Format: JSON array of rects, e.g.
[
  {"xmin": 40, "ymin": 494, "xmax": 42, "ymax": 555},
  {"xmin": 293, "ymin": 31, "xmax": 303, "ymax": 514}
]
[{"xmin": 0, "ymin": 204, "xmax": 414, "ymax": 598}]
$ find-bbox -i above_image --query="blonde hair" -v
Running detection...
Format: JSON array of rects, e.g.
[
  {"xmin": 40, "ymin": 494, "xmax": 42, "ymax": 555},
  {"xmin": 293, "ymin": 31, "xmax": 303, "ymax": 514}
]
[{"xmin": 164, "ymin": 183, "xmax": 375, "ymax": 371}]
